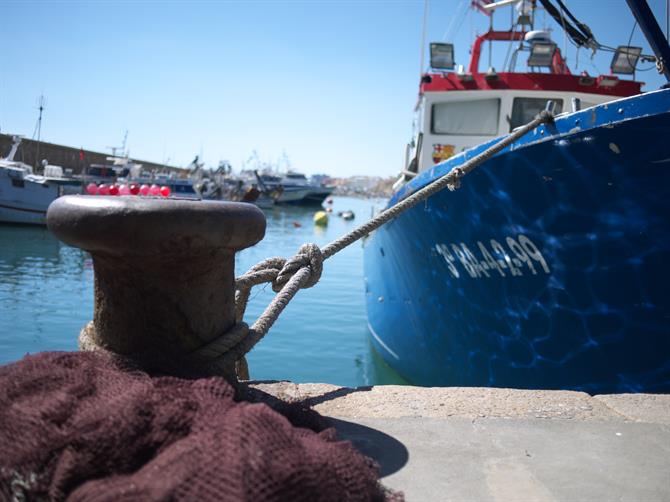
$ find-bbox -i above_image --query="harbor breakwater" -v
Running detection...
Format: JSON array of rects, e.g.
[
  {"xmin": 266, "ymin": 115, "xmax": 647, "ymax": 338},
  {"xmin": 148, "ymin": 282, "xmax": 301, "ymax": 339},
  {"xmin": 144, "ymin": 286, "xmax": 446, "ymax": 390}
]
[{"xmin": 0, "ymin": 133, "xmax": 182, "ymax": 174}]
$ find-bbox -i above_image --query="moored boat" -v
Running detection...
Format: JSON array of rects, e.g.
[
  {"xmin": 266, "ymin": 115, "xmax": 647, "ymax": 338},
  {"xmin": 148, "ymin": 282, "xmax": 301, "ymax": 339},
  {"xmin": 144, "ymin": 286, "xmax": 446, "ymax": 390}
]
[
  {"xmin": 281, "ymin": 172, "xmax": 334, "ymax": 204},
  {"xmin": 252, "ymin": 171, "xmax": 333, "ymax": 205},
  {"xmin": 364, "ymin": 0, "xmax": 670, "ymax": 393},
  {"xmin": 0, "ymin": 136, "xmax": 82, "ymax": 225}
]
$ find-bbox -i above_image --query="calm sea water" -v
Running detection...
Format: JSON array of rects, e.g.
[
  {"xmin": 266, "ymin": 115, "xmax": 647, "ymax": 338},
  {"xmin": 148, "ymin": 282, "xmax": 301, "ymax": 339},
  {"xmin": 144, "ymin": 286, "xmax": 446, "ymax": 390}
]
[{"xmin": 0, "ymin": 196, "xmax": 406, "ymax": 387}]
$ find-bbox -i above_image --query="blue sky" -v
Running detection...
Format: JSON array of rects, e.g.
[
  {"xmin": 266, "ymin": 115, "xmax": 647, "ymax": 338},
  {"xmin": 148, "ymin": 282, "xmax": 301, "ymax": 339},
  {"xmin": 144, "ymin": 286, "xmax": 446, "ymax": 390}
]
[{"xmin": 2, "ymin": 0, "xmax": 667, "ymax": 176}]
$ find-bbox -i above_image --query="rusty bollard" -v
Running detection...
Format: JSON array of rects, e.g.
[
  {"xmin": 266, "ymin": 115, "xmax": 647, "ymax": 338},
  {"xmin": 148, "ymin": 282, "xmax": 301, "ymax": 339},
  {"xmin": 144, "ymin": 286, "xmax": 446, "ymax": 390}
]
[{"xmin": 47, "ymin": 195, "xmax": 266, "ymax": 379}]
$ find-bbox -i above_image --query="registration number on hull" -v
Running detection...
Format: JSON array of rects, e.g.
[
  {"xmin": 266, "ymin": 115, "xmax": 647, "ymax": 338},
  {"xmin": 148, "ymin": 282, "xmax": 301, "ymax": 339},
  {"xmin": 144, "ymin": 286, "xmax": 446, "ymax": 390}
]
[{"xmin": 435, "ymin": 235, "xmax": 551, "ymax": 279}]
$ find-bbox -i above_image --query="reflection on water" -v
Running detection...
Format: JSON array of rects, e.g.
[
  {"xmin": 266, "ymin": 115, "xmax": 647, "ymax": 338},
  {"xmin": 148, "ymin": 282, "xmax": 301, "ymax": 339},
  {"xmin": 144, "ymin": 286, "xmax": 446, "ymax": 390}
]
[
  {"xmin": 0, "ymin": 225, "xmax": 93, "ymax": 363},
  {"xmin": 0, "ymin": 197, "xmax": 406, "ymax": 387}
]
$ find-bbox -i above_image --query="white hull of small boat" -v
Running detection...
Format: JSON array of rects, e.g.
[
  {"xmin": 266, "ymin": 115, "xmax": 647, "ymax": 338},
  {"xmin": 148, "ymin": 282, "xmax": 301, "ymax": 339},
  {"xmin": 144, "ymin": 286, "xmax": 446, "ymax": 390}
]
[
  {"xmin": 0, "ymin": 202, "xmax": 50, "ymax": 225},
  {"xmin": 0, "ymin": 136, "xmax": 82, "ymax": 225},
  {"xmin": 0, "ymin": 170, "xmax": 60, "ymax": 225},
  {"xmin": 277, "ymin": 187, "xmax": 311, "ymax": 203}
]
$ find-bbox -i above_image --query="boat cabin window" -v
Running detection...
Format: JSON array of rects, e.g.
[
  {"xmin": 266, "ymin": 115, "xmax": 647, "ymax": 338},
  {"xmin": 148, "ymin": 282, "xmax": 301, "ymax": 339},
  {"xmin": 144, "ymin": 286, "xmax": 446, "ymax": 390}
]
[
  {"xmin": 510, "ymin": 97, "xmax": 563, "ymax": 131},
  {"xmin": 432, "ymin": 99, "xmax": 500, "ymax": 136},
  {"xmin": 173, "ymin": 185, "xmax": 197, "ymax": 195}
]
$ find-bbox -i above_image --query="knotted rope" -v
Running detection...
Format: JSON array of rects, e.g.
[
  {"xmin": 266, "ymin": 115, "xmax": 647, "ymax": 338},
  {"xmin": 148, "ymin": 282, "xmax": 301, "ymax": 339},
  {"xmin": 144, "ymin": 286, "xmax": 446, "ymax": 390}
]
[{"xmin": 186, "ymin": 111, "xmax": 554, "ymax": 375}]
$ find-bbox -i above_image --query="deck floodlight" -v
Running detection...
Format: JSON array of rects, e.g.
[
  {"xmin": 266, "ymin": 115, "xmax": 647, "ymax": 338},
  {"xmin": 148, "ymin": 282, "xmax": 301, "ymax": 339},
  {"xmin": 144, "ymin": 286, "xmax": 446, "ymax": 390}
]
[
  {"xmin": 610, "ymin": 46, "xmax": 642, "ymax": 74},
  {"xmin": 430, "ymin": 43, "xmax": 455, "ymax": 70},
  {"xmin": 528, "ymin": 42, "xmax": 556, "ymax": 67},
  {"xmin": 597, "ymin": 75, "xmax": 619, "ymax": 88},
  {"xmin": 578, "ymin": 71, "xmax": 596, "ymax": 86}
]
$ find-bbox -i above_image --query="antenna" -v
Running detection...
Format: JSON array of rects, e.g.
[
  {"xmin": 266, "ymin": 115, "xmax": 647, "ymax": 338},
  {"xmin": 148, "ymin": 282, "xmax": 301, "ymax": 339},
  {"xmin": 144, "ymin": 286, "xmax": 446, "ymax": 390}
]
[
  {"xmin": 107, "ymin": 130, "xmax": 129, "ymax": 158},
  {"xmin": 34, "ymin": 95, "xmax": 46, "ymax": 169},
  {"xmin": 419, "ymin": 0, "xmax": 430, "ymax": 75},
  {"xmin": 280, "ymin": 150, "xmax": 291, "ymax": 172},
  {"xmin": 121, "ymin": 130, "xmax": 128, "ymax": 157}
]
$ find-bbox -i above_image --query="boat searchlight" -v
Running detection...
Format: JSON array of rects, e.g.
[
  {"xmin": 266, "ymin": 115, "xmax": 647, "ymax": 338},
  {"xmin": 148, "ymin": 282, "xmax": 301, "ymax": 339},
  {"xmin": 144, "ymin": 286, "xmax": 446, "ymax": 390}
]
[
  {"xmin": 527, "ymin": 42, "xmax": 557, "ymax": 68},
  {"xmin": 430, "ymin": 43, "xmax": 455, "ymax": 70},
  {"xmin": 610, "ymin": 46, "xmax": 642, "ymax": 74}
]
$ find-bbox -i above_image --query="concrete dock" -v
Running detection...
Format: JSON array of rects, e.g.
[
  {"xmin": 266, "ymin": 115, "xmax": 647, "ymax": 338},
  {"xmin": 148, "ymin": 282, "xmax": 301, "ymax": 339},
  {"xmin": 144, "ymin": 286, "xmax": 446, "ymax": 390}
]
[{"xmin": 250, "ymin": 382, "xmax": 670, "ymax": 501}]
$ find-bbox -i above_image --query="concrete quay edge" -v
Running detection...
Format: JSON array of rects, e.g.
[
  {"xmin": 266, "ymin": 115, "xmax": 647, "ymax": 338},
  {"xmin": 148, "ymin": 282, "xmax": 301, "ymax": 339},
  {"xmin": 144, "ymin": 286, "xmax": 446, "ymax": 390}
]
[
  {"xmin": 247, "ymin": 381, "xmax": 670, "ymax": 424},
  {"xmin": 246, "ymin": 383, "xmax": 670, "ymax": 501}
]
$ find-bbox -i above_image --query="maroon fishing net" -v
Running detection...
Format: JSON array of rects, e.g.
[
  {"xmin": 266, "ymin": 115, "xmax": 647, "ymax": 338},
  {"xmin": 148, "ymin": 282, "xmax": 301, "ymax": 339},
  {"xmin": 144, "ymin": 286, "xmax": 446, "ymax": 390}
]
[{"xmin": 0, "ymin": 351, "xmax": 397, "ymax": 501}]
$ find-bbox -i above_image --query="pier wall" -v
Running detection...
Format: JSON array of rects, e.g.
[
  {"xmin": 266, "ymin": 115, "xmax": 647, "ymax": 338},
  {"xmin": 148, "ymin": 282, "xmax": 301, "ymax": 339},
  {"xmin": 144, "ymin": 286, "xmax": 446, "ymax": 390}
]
[{"xmin": 0, "ymin": 134, "xmax": 183, "ymax": 175}]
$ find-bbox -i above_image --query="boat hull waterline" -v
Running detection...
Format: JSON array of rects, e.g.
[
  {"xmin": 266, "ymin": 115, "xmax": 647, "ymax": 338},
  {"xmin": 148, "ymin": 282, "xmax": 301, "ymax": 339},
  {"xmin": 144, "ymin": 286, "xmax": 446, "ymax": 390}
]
[
  {"xmin": 364, "ymin": 90, "xmax": 670, "ymax": 393},
  {"xmin": 0, "ymin": 172, "xmax": 67, "ymax": 225}
]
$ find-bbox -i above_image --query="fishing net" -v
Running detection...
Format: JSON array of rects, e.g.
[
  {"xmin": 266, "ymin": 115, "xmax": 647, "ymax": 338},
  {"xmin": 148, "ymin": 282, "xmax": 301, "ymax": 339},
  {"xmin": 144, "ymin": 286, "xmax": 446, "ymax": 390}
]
[{"xmin": 0, "ymin": 351, "xmax": 399, "ymax": 501}]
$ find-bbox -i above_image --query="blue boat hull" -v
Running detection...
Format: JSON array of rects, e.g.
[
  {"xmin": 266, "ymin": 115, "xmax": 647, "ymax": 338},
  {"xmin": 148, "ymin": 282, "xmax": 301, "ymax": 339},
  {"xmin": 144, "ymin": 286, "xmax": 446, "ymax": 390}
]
[{"xmin": 364, "ymin": 89, "xmax": 670, "ymax": 393}]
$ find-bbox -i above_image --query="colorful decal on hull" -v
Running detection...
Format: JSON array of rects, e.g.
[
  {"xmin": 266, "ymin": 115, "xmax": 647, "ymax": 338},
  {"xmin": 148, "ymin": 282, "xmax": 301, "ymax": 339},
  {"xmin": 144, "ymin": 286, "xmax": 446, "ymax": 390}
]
[{"xmin": 432, "ymin": 144, "xmax": 455, "ymax": 164}]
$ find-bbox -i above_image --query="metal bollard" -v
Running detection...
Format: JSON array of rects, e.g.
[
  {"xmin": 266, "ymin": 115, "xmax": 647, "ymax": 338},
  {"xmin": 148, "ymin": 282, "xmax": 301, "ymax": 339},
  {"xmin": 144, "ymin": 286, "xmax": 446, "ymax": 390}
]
[{"xmin": 47, "ymin": 196, "xmax": 266, "ymax": 378}]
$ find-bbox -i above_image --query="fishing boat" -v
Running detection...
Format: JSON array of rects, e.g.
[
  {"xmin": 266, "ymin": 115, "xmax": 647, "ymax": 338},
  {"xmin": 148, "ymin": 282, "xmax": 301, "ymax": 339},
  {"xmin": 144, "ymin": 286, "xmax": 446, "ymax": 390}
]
[
  {"xmin": 363, "ymin": 0, "xmax": 670, "ymax": 393},
  {"xmin": 247, "ymin": 171, "xmax": 332, "ymax": 204},
  {"xmin": 280, "ymin": 172, "xmax": 334, "ymax": 204},
  {"xmin": 0, "ymin": 136, "xmax": 82, "ymax": 225},
  {"xmin": 249, "ymin": 172, "xmax": 309, "ymax": 203}
]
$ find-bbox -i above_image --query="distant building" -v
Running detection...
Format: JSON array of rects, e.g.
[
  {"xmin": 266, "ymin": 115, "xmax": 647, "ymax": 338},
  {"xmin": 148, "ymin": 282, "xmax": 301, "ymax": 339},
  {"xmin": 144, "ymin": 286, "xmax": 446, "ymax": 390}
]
[{"xmin": 310, "ymin": 173, "xmax": 330, "ymax": 185}]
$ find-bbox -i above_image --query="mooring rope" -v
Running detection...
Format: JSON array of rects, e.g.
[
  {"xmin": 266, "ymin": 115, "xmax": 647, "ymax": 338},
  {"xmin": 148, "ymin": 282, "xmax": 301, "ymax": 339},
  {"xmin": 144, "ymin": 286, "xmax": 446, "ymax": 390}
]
[{"xmin": 187, "ymin": 111, "xmax": 554, "ymax": 374}]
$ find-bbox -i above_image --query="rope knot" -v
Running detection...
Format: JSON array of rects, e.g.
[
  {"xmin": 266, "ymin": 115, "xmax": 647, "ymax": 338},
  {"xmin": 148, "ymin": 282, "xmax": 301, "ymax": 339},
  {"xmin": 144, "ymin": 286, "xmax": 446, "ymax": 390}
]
[
  {"xmin": 447, "ymin": 167, "xmax": 464, "ymax": 191},
  {"xmin": 272, "ymin": 243, "xmax": 323, "ymax": 292}
]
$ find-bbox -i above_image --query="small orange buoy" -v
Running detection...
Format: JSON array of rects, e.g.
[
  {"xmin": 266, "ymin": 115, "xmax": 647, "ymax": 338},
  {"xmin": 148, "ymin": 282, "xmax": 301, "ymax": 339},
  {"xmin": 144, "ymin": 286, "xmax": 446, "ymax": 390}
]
[{"xmin": 292, "ymin": 221, "xmax": 302, "ymax": 228}]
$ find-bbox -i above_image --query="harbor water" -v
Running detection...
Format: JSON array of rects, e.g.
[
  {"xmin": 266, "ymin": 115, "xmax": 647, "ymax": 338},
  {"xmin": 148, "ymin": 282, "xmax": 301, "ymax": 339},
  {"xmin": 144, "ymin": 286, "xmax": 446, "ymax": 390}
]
[{"xmin": 0, "ymin": 196, "xmax": 406, "ymax": 386}]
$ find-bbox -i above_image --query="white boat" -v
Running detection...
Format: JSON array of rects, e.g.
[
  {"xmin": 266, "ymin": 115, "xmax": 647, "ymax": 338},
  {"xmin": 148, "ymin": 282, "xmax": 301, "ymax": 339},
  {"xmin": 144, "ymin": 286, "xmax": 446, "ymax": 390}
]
[
  {"xmin": 256, "ymin": 171, "xmax": 332, "ymax": 204},
  {"xmin": 0, "ymin": 136, "xmax": 81, "ymax": 225},
  {"xmin": 284, "ymin": 172, "xmax": 334, "ymax": 204},
  {"xmin": 245, "ymin": 172, "xmax": 305, "ymax": 203}
]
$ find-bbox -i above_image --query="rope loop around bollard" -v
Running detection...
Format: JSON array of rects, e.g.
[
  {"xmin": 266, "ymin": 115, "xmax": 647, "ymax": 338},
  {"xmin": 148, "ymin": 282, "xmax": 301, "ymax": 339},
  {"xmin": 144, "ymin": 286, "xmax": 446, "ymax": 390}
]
[{"xmin": 188, "ymin": 111, "xmax": 554, "ymax": 373}]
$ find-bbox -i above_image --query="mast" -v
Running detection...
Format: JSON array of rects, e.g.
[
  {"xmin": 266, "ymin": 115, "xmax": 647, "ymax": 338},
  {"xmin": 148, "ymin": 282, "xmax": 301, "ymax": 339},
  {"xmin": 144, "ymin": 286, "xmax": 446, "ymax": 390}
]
[
  {"xmin": 34, "ymin": 95, "xmax": 45, "ymax": 170},
  {"xmin": 107, "ymin": 130, "xmax": 128, "ymax": 158},
  {"xmin": 121, "ymin": 130, "xmax": 128, "ymax": 157},
  {"xmin": 419, "ymin": 0, "xmax": 430, "ymax": 76}
]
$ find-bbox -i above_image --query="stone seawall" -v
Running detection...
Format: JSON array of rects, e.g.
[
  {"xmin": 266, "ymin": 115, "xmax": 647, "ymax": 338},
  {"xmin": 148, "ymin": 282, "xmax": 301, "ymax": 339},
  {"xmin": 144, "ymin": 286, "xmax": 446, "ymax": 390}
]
[{"xmin": 0, "ymin": 134, "xmax": 182, "ymax": 175}]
